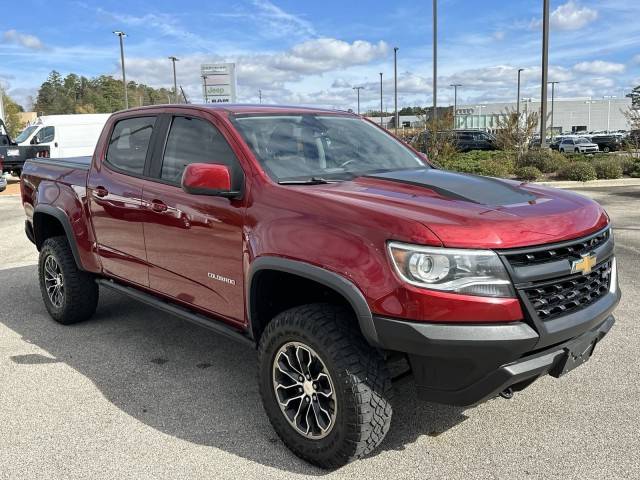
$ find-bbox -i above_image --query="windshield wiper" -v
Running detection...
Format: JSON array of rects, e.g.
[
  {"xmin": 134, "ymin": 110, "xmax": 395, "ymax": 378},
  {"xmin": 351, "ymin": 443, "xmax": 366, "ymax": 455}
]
[{"xmin": 278, "ymin": 177, "xmax": 340, "ymax": 185}]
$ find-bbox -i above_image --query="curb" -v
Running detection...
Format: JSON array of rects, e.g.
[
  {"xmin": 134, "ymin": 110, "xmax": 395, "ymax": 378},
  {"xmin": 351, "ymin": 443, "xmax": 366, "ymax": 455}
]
[{"xmin": 534, "ymin": 178, "xmax": 640, "ymax": 189}]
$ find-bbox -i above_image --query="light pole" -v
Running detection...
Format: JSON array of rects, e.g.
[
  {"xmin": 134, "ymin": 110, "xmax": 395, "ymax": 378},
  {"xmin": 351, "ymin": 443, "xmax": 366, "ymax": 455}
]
[
  {"xmin": 113, "ymin": 31, "xmax": 128, "ymax": 109},
  {"xmin": 352, "ymin": 86, "xmax": 363, "ymax": 115},
  {"xmin": 540, "ymin": 0, "xmax": 550, "ymax": 148},
  {"xmin": 603, "ymin": 95, "xmax": 616, "ymax": 132},
  {"xmin": 258, "ymin": 89, "xmax": 262, "ymax": 104},
  {"xmin": 548, "ymin": 81, "xmax": 559, "ymax": 138},
  {"xmin": 450, "ymin": 84, "xmax": 461, "ymax": 129},
  {"xmin": 393, "ymin": 47, "xmax": 399, "ymax": 135},
  {"xmin": 432, "ymin": 0, "xmax": 438, "ymax": 121},
  {"xmin": 352, "ymin": 87, "xmax": 364, "ymax": 115},
  {"xmin": 168, "ymin": 56, "xmax": 179, "ymax": 103},
  {"xmin": 516, "ymin": 68, "xmax": 524, "ymax": 119},
  {"xmin": 379, "ymin": 72, "xmax": 383, "ymax": 127},
  {"xmin": 585, "ymin": 98, "xmax": 596, "ymax": 131}
]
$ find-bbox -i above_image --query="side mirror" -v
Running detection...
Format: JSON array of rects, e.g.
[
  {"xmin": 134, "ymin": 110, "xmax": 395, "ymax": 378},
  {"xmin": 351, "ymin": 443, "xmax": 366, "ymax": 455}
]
[
  {"xmin": 31, "ymin": 137, "xmax": 39, "ymax": 145},
  {"xmin": 181, "ymin": 163, "xmax": 240, "ymax": 198}
]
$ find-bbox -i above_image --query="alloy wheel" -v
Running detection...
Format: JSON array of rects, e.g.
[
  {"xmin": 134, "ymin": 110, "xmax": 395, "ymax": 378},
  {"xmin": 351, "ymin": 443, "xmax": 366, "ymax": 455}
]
[
  {"xmin": 272, "ymin": 341, "xmax": 337, "ymax": 439},
  {"xmin": 43, "ymin": 255, "xmax": 64, "ymax": 308}
]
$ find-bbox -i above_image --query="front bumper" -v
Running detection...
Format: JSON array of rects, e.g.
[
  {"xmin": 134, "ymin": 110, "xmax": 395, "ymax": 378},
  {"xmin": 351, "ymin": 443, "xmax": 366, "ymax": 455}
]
[{"xmin": 374, "ymin": 288, "xmax": 620, "ymax": 406}]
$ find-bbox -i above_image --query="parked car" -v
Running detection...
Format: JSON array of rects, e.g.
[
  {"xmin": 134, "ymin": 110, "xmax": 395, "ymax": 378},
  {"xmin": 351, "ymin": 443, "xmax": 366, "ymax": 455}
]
[
  {"xmin": 0, "ymin": 174, "xmax": 6, "ymax": 192},
  {"xmin": 20, "ymin": 105, "xmax": 620, "ymax": 468},
  {"xmin": 417, "ymin": 129, "xmax": 497, "ymax": 153},
  {"xmin": 591, "ymin": 135, "xmax": 623, "ymax": 153},
  {"xmin": 559, "ymin": 137, "xmax": 599, "ymax": 154},
  {"xmin": 0, "ymin": 114, "xmax": 110, "ymax": 176}
]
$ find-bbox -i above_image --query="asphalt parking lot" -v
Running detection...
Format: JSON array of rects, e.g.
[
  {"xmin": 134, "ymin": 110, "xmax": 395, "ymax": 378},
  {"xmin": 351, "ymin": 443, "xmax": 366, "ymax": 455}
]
[{"xmin": 1, "ymin": 186, "xmax": 639, "ymax": 480}]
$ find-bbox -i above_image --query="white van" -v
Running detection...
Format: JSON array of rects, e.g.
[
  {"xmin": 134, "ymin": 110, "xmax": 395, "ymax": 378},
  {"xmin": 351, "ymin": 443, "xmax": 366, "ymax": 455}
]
[{"xmin": 14, "ymin": 114, "xmax": 111, "ymax": 158}]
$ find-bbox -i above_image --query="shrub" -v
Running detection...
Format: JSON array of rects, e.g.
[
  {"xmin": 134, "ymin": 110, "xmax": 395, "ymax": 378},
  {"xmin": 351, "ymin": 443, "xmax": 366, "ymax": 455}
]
[
  {"xmin": 439, "ymin": 150, "xmax": 516, "ymax": 177},
  {"xmin": 518, "ymin": 150, "xmax": 568, "ymax": 173},
  {"xmin": 476, "ymin": 160, "xmax": 512, "ymax": 178},
  {"xmin": 557, "ymin": 162, "xmax": 597, "ymax": 182},
  {"xmin": 614, "ymin": 155, "xmax": 636, "ymax": 175},
  {"xmin": 593, "ymin": 160, "xmax": 623, "ymax": 179},
  {"xmin": 515, "ymin": 166, "xmax": 542, "ymax": 181}
]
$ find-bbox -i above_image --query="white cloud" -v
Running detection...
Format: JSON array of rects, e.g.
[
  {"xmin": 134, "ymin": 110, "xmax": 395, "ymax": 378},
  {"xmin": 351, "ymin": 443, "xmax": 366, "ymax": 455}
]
[
  {"xmin": 331, "ymin": 78, "xmax": 351, "ymax": 88},
  {"xmin": 251, "ymin": 0, "xmax": 315, "ymax": 38},
  {"xmin": 121, "ymin": 38, "xmax": 389, "ymax": 104},
  {"xmin": 273, "ymin": 39, "xmax": 389, "ymax": 74},
  {"xmin": 573, "ymin": 60, "xmax": 626, "ymax": 74},
  {"xmin": 530, "ymin": 1, "xmax": 598, "ymax": 31},
  {"xmin": 2, "ymin": 29, "xmax": 44, "ymax": 50},
  {"xmin": 492, "ymin": 31, "xmax": 505, "ymax": 41}
]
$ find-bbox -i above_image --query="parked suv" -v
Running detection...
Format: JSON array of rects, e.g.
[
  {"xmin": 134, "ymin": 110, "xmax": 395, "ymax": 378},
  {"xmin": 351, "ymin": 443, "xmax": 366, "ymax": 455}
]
[
  {"xmin": 21, "ymin": 105, "xmax": 620, "ymax": 468},
  {"xmin": 416, "ymin": 129, "xmax": 496, "ymax": 153},
  {"xmin": 591, "ymin": 135, "xmax": 623, "ymax": 153},
  {"xmin": 559, "ymin": 137, "xmax": 599, "ymax": 154}
]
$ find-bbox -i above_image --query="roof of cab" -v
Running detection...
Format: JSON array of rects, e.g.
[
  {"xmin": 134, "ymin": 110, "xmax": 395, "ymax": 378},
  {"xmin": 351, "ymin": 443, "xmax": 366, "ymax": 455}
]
[{"xmin": 117, "ymin": 103, "xmax": 356, "ymax": 116}]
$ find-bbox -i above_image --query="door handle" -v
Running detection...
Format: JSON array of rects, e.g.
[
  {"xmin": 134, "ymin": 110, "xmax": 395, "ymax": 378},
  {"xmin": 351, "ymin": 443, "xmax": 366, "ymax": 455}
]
[
  {"xmin": 94, "ymin": 186, "xmax": 108, "ymax": 198},
  {"xmin": 150, "ymin": 199, "xmax": 168, "ymax": 213}
]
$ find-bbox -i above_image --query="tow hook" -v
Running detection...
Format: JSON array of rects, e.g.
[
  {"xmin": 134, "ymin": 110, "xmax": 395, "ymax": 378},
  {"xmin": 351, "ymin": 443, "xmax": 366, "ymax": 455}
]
[{"xmin": 500, "ymin": 387, "xmax": 514, "ymax": 400}]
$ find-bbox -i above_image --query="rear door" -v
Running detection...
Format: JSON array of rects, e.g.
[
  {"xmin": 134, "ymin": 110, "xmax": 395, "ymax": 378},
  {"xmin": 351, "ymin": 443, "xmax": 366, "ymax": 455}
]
[
  {"xmin": 87, "ymin": 115, "xmax": 158, "ymax": 286},
  {"xmin": 141, "ymin": 112, "xmax": 246, "ymax": 325}
]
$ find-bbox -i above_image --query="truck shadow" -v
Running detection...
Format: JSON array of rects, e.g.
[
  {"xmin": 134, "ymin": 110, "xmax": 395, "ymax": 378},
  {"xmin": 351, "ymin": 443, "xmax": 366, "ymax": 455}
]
[{"xmin": 1, "ymin": 265, "xmax": 468, "ymax": 475}]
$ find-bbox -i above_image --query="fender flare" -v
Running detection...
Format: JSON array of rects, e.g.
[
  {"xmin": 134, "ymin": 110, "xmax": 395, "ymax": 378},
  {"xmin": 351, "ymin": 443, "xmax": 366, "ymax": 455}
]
[
  {"xmin": 33, "ymin": 204, "xmax": 84, "ymax": 270},
  {"xmin": 247, "ymin": 256, "xmax": 380, "ymax": 347}
]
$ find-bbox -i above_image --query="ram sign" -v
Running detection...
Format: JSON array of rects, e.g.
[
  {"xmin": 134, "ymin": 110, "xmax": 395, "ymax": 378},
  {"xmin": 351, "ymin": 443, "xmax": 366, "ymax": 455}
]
[{"xmin": 201, "ymin": 63, "xmax": 237, "ymax": 103}]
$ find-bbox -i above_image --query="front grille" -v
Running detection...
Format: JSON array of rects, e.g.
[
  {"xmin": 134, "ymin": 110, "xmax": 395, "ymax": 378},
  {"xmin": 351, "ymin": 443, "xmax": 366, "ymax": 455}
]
[
  {"xmin": 522, "ymin": 260, "xmax": 612, "ymax": 321},
  {"xmin": 505, "ymin": 229, "xmax": 609, "ymax": 266}
]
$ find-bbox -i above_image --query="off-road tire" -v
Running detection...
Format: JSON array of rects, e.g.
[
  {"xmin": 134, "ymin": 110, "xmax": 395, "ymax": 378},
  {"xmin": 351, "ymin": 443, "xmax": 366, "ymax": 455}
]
[
  {"xmin": 38, "ymin": 236, "xmax": 99, "ymax": 324},
  {"xmin": 258, "ymin": 303, "xmax": 393, "ymax": 469}
]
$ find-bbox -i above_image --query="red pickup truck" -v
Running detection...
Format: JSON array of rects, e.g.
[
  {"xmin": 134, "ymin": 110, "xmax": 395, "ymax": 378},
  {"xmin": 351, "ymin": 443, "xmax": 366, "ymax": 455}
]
[{"xmin": 20, "ymin": 105, "xmax": 620, "ymax": 468}]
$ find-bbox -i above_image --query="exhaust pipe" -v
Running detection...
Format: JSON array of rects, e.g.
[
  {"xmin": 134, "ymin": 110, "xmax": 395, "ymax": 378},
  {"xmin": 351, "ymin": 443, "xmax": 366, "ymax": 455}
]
[{"xmin": 499, "ymin": 387, "xmax": 514, "ymax": 400}]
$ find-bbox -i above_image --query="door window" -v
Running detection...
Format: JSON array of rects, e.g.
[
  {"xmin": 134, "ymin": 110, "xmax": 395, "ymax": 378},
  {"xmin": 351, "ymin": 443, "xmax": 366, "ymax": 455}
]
[
  {"xmin": 160, "ymin": 116, "xmax": 240, "ymax": 186},
  {"xmin": 106, "ymin": 117, "xmax": 156, "ymax": 175},
  {"xmin": 35, "ymin": 126, "xmax": 55, "ymax": 144}
]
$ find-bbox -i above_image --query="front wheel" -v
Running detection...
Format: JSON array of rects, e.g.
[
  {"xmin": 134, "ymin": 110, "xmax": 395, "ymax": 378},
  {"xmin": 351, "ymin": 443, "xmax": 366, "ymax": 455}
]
[
  {"xmin": 258, "ymin": 304, "xmax": 393, "ymax": 469},
  {"xmin": 574, "ymin": 148, "xmax": 580, "ymax": 153},
  {"xmin": 602, "ymin": 146, "xmax": 610, "ymax": 153}
]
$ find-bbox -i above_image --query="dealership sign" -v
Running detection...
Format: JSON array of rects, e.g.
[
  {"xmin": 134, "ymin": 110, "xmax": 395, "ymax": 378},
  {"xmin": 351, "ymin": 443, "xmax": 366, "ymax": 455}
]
[{"xmin": 201, "ymin": 63, "xmax": 237, "ymax": 103}]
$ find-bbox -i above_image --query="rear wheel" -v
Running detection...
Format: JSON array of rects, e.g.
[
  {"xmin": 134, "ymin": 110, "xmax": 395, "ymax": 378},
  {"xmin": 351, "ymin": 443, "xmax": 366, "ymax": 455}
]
[
  {"xmin": 602, "ymin": 146, "xmax": 610, "ymax": 153},
  {"xmin": 258, "ymin": 304, "xmax": 393, "ymax": 469},
  {"xmin": 38, "ymin": 236, "xmax": 99, "ymax": 324}
]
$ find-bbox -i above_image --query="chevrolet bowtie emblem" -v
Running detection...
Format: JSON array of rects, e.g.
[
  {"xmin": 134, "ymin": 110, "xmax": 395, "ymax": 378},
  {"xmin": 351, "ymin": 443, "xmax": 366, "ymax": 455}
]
[{"xmin": 571, "ymin": 252, "xmax": 597, "ymax": 275}]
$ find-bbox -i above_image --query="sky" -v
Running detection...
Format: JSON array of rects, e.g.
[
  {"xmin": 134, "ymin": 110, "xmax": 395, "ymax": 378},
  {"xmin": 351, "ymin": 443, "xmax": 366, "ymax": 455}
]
[{"xmin": 1, "ymin": 0, "xmax": 639, "ymax": 111}]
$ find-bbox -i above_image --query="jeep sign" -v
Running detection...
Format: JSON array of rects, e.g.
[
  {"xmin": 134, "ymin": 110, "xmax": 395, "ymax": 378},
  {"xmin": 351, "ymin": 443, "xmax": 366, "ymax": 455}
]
[{"xmin": 201, "ymin": 63, "xmax": 237, "ymax": 103}]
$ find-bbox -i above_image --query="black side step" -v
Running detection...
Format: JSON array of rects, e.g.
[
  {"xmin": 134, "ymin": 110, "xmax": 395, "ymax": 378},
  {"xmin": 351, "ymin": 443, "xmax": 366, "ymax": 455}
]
[{"xmin": 96, "ymin": 278, "xmax": 255, "ymax": 348}]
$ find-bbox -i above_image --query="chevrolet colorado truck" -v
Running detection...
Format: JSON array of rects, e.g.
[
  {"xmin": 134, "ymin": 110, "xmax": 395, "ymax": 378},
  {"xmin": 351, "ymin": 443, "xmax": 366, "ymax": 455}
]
[{"xmin": 20, "ymin": 105, "xmax": 620, "ymax": 468}]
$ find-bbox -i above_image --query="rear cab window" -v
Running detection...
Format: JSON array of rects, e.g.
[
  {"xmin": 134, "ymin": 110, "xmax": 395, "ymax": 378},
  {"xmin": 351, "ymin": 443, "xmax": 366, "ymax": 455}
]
[{"xmin": 105, "ymin": 116, "xmax": 156, "ymax": 175}]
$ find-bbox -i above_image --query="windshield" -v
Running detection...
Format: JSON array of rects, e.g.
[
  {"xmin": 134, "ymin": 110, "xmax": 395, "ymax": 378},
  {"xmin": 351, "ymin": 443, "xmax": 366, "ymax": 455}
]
[
  {"xmin": 575, "ymin": 137, "xmax": 591, "ymax": 144},
  {"xmin": 231, "ymin": 114, "xmax": 426, "ymax": 182},
  {"xmin": 15, "ymin": 125, "xmax": 38, "ymax": 143}
]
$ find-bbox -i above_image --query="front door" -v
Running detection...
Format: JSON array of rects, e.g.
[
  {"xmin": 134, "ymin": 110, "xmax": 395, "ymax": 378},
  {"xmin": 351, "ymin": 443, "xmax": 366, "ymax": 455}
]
[
  {"xmin": 141, "ymin": 114, "xmax": 246, "ymax": 325},
  {"xmin": 87, "ymin": 115, "xmax": 157, "ymax": 286}
]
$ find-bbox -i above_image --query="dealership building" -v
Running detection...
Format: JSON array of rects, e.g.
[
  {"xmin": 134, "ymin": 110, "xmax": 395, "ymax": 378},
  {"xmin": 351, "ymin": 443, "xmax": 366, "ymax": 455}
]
[
  {"xmin": 454, "ymin": 97, "xmax": 632, "ymax": 133},
  {"xmin": 370, "ymin": 97, "xmax": 633, "ymax": 134}
]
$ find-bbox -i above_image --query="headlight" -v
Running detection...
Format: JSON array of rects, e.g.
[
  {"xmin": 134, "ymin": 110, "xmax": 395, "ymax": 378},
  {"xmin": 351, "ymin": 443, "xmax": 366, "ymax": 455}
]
[{"xmin": 388, "ymin": 242, "xmax": 515, "ymax": 298}]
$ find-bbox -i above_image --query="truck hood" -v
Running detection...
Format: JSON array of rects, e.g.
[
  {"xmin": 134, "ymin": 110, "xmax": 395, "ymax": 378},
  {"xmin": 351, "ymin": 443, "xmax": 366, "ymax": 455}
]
[{"xmin": 303, "ymin": 168, "xmax": 608, "ymax": 249}]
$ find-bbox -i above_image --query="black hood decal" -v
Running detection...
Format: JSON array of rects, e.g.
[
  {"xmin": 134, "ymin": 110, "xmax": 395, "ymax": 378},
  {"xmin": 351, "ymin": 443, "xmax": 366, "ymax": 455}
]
[{"xmin": 366, "ymin": 168, "xmax": 537, "ymax": 206}]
